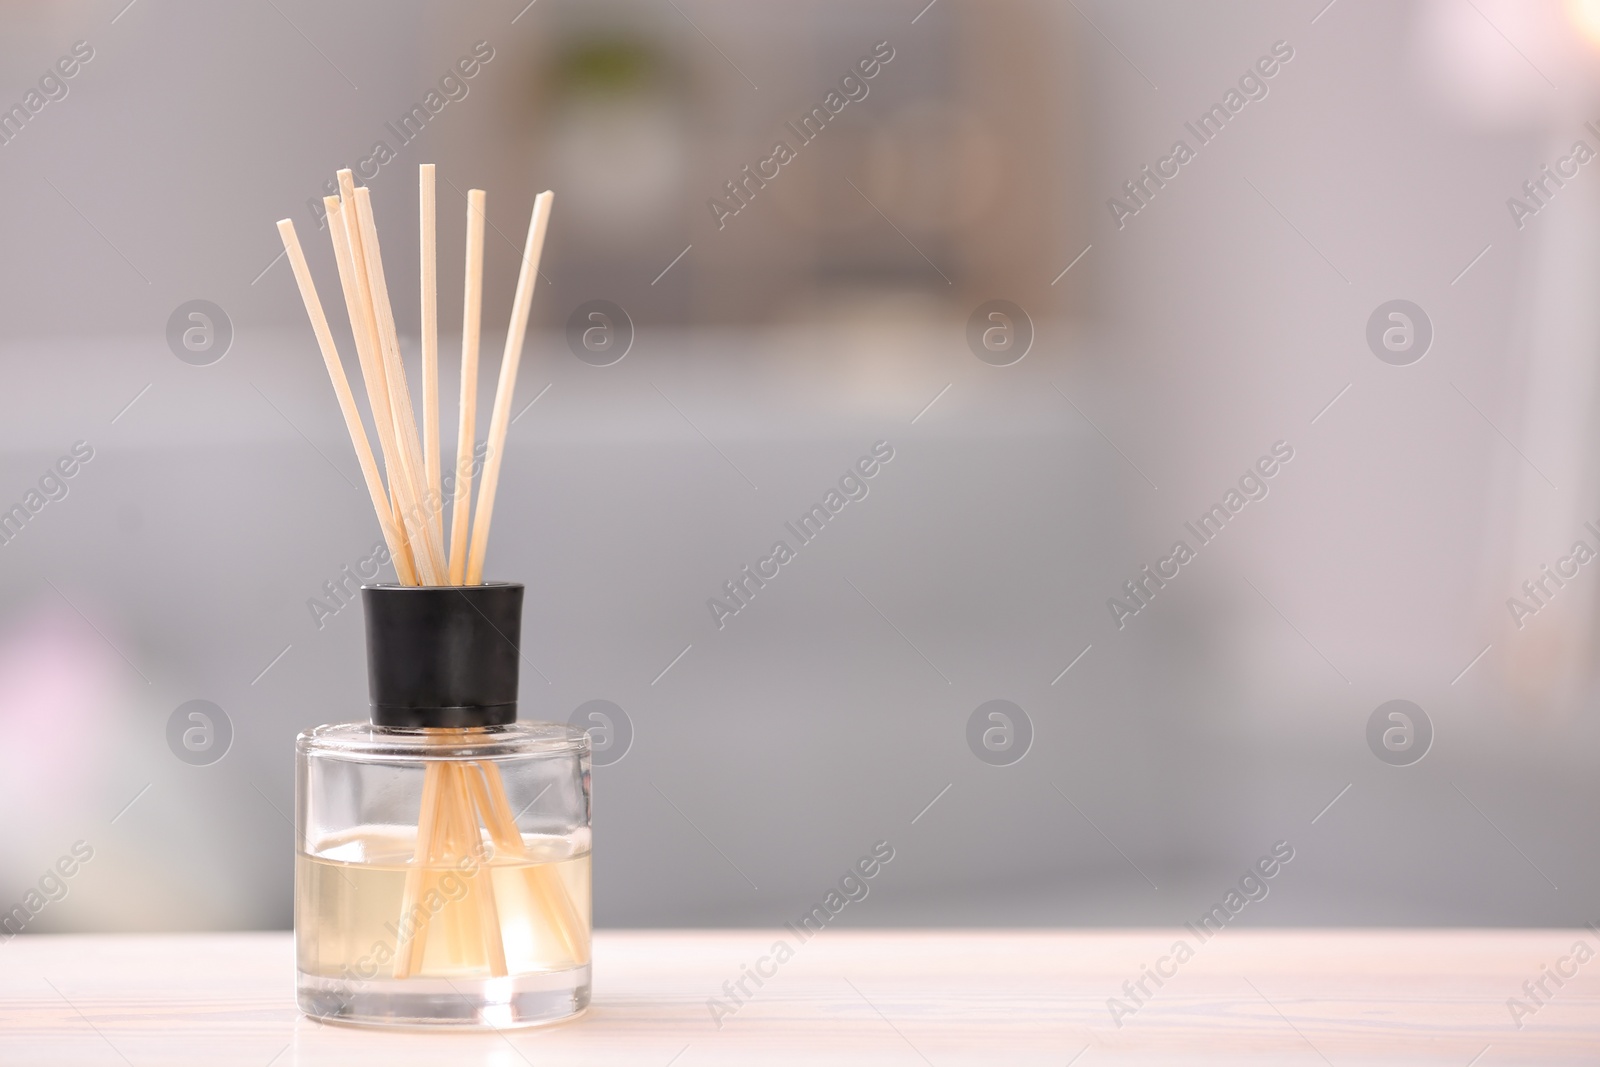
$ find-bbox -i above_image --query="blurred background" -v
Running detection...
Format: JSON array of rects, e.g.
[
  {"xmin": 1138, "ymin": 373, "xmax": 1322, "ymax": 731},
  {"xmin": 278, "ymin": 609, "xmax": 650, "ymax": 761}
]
[{"xmin": 0, "ymin": 0, "xmax": 1596, "ymax": 936}]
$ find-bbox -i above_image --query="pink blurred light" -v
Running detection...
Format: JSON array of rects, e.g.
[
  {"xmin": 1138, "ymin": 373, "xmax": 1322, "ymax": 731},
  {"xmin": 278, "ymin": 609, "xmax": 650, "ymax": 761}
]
[{"xmin": 0, "ymin": 598, "xmax": 122, "ymax": 803}]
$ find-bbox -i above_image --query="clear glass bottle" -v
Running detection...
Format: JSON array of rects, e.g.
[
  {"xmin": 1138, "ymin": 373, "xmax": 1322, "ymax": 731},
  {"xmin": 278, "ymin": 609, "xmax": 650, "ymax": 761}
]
[{"xmin": 294, "ymin": 584, "xmax": 592, "ymax": 1028}]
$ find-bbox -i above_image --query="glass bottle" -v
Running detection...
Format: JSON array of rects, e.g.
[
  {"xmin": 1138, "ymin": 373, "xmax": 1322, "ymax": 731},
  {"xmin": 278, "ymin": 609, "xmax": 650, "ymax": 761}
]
[{"xmin": 295, "ymin": 583, "xmax": 592, "ymax": 1028}]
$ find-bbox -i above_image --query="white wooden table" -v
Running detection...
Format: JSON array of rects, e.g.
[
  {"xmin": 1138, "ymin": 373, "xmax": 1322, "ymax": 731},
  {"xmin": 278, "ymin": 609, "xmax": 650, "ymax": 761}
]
[{"xmin": 1, "ymin": 930, "xmax": 1595, "ymax": 1064}]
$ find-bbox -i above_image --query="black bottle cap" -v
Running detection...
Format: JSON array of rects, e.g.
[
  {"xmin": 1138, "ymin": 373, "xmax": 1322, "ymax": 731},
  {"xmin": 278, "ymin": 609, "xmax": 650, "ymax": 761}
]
[{"xmin": 362, "ymin": 583, "xmax": 524, "ymax": 728}]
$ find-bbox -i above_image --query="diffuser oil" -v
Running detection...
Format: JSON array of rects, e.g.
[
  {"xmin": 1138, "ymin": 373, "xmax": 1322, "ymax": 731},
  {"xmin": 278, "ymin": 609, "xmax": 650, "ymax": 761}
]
[{"xmin": 297, "ymin": 831, "xmax": 592, "ymax": 980}]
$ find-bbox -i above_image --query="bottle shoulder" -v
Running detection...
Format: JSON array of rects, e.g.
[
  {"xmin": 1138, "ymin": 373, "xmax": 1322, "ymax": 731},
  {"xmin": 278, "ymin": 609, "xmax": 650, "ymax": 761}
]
[{"xmin": 296, "ymin": 721, "xmax": 589, "ymax": 761}]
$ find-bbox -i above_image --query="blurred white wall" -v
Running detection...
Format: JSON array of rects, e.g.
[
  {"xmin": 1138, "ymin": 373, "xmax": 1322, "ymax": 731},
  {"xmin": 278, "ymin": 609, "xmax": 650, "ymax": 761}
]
[{"xmin": 0, "ymin": 0, "xmax": 1595, "ymax": 935}]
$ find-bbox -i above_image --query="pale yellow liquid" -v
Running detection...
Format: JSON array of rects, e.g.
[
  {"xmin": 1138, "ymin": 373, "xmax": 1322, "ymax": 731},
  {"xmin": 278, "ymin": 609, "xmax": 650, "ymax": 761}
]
[{"xmin": 297, "ymin": 829, "xmax": 590, "ymax": 981}]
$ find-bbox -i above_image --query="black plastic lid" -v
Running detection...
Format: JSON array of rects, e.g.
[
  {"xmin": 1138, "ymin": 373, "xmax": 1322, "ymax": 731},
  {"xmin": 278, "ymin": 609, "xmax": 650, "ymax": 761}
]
[{"xmin": 361, "ymin": 583, "xmax": 524, "ymax": 728}]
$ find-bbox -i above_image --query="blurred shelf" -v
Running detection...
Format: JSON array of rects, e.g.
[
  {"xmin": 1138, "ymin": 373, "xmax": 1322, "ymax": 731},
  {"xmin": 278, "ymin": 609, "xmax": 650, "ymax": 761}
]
[{"xmin": 0, "ymin": 929, "xmax": 1595, "ymax": 1064}]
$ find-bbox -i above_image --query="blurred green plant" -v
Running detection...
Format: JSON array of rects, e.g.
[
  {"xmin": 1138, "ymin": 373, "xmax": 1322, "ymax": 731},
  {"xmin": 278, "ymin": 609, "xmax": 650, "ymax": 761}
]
[{"xmin": 551, "ymin": 37, "xmax": 669, "ymax": 99}]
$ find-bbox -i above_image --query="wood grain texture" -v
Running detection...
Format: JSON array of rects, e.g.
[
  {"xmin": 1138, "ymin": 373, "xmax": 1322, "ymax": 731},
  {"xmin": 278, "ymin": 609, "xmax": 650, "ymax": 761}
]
[{"xmin": 0, "ymin": 930, "xmax": 1595, "ymax": 1065}]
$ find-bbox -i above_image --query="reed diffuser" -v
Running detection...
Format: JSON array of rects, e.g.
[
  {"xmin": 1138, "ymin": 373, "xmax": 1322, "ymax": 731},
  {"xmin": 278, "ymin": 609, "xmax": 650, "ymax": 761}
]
[{"xmin": 280, "ymin": 167, "xmax": 593, "ymax": 1028}]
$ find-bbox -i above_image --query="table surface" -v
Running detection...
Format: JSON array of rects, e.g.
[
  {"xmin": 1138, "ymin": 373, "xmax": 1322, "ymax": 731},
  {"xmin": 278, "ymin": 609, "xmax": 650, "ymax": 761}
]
[{"xmin": 1, "ymin": 930, "xmax": 1596, "ymax": 1065}]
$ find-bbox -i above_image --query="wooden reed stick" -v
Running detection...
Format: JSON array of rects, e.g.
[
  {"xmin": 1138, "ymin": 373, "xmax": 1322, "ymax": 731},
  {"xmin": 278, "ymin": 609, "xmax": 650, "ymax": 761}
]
[
  {"xmin": 466, "ymin": 190, "xmax": 554, "ymax": 585},
  {"xmin": 343, "ymin": 180, "xmax": 431, "ymax": 581},
  {"xmin": 351, "ymin": 184, "xmax": 448, "ymax": 584},
  {"xmin": 448, "ymin": 194, "xmax": 483, "ymax": 591},
  {"xmin": 449, "ymin": 189, "xmax": 487, "ymax": 585},
  {"xmin": 434, "ymin": 765, "xmax": 481, "ymax": 971},
  {"xmin": 476, "ymin": 759, "xmax": 586, "ymax": 964},
  {"xmin": 392, "ymin": 759, "xmax": 447, "ymax": 978},
  {"xmin": 275, "ymin": 219, "xmax": 414, "ymax": 586},
  {"xmin": 420, "ymin": 164, "xmax": 442, "ymax": 552},
  {"xmin": 323, "ymin": 193, "xmax": 420, "ymax": 585},
  {"xmin": 398, "ymin": 757, "xmax": 512, "ymax": 980},
  {"xmin": 457, "ymin": 764, "xmax": 509, "ymax": 977}
]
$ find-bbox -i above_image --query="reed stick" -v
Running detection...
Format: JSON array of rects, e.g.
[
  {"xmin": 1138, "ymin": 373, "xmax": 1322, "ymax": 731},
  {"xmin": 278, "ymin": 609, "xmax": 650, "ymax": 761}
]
[
  {"xmin": 392, "ymin": 760, "xmax": 447, "ymax": 978},
  {"xmin": 449, "ymin": 189, "xmax": 487, "ymax": 584},
  {"xmin": 435, "ymin": 765, "xmax": 481, "ymax": 972},
  {"xmin": 455, "ymin": 764, "xmax": 509, "ymax": 977},
  {"xmin": 466, "ymin": 191, "xmax": 554, "ymax": 585},
  {"xmin": 352, "ymin": 185, "xmax": 447, "ymax": 584},
  {"xmin": 327, "ymin": 186, "xmax": 422, "ymax": 583},
  {"xmin": 420, "ymin": 164, "xmax": 442, "ymax": 552},
  {"xmin": 476, "ymin": 760, "xmax": 586, "ymax": 964},
  {"xmin": 275, "ymin": 218, "xmax": 414, "ymax": 585},
  {"xmin": 323, "ymin": 194, "xmax": 419, "ymax": 584}
]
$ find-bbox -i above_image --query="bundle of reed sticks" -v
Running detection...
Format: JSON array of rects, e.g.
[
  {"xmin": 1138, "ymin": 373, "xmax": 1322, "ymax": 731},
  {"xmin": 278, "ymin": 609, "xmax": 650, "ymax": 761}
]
[
  {"xmin": 278, "ymin": 166, "xmax": 582, "ymax": 978},
  {"xmin": 277, "ymin": 166, "xmax": 548, "ymax": 587}
]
